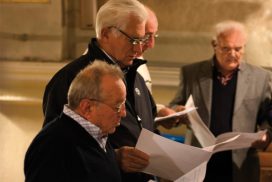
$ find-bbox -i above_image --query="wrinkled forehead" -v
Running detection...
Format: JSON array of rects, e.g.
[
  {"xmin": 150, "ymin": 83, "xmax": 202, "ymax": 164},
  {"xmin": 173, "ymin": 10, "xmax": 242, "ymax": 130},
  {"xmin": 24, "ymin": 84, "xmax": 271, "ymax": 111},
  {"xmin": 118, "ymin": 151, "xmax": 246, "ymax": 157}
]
[
  {"xmin": 146, "ymin": 20, "xmax": 158, "ymax": 33},
  {"xmin": 122, "ymin": 15, "xmax": 146, "ymax": 37},
  {"xmin": 100, "ymin": 76, "xmax": 125, "ymax": 99},
  {"xmin": 217, "ymin": 29, "xmax": 246, "ymax": 46},
  {"xmin": 145, "ymin": 14, "xmax": 158, "ymax": 33}
]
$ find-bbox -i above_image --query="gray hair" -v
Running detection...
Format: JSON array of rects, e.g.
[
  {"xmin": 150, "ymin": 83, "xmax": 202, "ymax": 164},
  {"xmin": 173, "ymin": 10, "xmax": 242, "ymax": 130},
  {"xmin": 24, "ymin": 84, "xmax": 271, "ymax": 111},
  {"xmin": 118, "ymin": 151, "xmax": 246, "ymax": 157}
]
[
  {"xmin": 212, "ymin": 20, "xmax": 248, "ymax": 44},
  {"xmin": 67, "ymin": 60, "xmax": 124, "ymax": 110},
  {"xmin": 95, "ymin": 0, "xmax": 148, "ymax": 38}
]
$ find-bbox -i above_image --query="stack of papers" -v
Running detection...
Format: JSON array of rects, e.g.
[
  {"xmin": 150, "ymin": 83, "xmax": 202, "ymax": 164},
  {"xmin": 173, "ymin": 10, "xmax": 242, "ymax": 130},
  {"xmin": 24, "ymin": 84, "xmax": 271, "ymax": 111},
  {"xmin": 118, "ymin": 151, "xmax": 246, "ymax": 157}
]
[
  {"xmin": 136, "ymin": 95, "xmax": 266, "ymax": 182},
  {"xmin": 136, "ymin": 129, "xmax": 265, "ymax": 182}
]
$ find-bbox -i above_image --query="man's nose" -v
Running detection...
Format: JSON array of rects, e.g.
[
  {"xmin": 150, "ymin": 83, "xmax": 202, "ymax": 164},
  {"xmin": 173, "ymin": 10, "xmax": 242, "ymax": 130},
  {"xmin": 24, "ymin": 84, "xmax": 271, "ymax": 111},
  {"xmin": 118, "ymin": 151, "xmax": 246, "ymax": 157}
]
[
  {"xmin": 119, "ymin": 105, "xmax": 126, "ymax": 117},
  {"xmin": 229, "ymin": 49, "xmax": 236, "ymax": 56},
  {"xmin": 148, "ymin": 37, "xmax": 155, "ymax": 49},
  {"xmin": 133, "ymin": 43, "xmax": 143, "ymax": 55}
]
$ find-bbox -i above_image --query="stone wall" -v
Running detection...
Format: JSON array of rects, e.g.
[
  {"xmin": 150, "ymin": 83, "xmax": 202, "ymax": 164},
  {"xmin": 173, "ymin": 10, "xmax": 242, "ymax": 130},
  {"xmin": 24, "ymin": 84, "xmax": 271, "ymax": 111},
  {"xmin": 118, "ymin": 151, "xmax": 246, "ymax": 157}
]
[{"xmin": 1, "ymin": 0, "xmax": 272, "ymax": 66}]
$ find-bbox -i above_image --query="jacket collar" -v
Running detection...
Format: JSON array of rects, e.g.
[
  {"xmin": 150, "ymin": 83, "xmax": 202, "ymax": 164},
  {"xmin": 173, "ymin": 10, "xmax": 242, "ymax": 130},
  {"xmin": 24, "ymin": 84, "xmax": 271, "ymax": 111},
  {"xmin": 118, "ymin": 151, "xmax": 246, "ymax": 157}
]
[
  {"xmin": 87, "ymin": 38, "xmax": 147, "ymax": 73},
  {"xmin": 87, "ymin": 38, "xmax": 116, "ymax": 65}
]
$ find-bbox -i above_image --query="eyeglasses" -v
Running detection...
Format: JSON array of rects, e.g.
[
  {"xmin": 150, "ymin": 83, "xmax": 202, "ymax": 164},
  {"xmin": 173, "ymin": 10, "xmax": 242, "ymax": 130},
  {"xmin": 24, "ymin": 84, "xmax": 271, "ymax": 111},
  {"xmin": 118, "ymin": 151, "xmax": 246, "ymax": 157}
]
[
  {"xmin": 110, "ymin": 26, "xmax": 149, "ymax": 45},
  {"xmin": 87, "ymin": 98, "xmax": 126, "ymax": 114},
  {"xmin": 217, "ymin": 45, "xmax": 244, "ymax": 54},
  {"xmin": 145, "ymin": 32, "xmax": 159, "ymax": 40}
]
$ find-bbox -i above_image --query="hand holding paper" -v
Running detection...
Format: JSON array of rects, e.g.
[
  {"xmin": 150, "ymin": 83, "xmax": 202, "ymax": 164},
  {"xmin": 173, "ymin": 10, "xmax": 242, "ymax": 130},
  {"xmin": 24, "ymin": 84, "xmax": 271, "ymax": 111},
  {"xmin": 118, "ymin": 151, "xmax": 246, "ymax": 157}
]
[
  {"xmin": 135, "ymin": 95, "xmax": 267, "ymax": 181},
  {"xmin": 185, "ymin": 95, "xmax": 267, "ymax": 150},
  {"xmin": 135, "ymin": 128, "xmax": 266, "ymax": 181},
  {"xmin": 136, "ymin": 129, "xmax": 211, "ymax": 181},
  {"xmin": 251, "ymin": 131, "xmax": 270, "ymax": 149},
  {"xmin": 115, "ymin": 146, "xmax": 149, "ymax": 172},
  {"xmin": 155, "ymin": 107, "xmax": 197, "ymax": 123},
  {"xmin": 156, "ymin": 107, "xmax": 181, "ymax": 129}
]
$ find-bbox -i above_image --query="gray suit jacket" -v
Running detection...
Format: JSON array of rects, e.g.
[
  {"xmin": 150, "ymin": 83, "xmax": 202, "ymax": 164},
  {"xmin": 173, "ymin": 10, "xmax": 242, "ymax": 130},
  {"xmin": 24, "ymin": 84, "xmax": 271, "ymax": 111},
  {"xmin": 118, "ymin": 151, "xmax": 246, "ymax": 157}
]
[{"xmin": 170, "ymin": 58, "xmax": 272, "ymax": 182}]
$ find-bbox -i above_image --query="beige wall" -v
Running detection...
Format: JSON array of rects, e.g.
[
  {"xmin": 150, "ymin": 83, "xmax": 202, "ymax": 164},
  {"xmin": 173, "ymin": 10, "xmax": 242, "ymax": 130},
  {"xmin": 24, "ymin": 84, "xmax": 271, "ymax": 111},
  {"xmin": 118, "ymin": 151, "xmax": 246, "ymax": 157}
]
[
  {"xmin": 0, "ymin": 0, "xmax": 63, "ymax": 61},
  {"xmin": 141, "ymin": 0, "xmax": 272, "ymax": 66},
  {"xmin": 0, "ymin": 61, "xmax": 64, "ymax": 182},
  {"xmin": 1, "ymin": 0, "xmax": 272, "ymax": 66}
]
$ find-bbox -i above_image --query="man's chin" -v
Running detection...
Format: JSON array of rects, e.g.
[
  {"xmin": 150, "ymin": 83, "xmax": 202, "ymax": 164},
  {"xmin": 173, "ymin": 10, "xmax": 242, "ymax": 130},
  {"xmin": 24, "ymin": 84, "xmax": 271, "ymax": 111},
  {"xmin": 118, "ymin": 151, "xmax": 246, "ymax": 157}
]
[
  {"xmin": 118, "ymin": 60, "xmax": 133, "ymax": 68},
  {"xmin": 226, "ymin": 61, "xmax": 239, "ymax": 69},
  {"xmin": 126, "ymin": 59, "xmax": 134, "ymax": 65},
  {"xmin": 229, "ymin": 63, "xmax": 239, "ymax": 70},
  {"xmin": 108, "ymin": 128, "xmax": 116, "ymax": 134}
]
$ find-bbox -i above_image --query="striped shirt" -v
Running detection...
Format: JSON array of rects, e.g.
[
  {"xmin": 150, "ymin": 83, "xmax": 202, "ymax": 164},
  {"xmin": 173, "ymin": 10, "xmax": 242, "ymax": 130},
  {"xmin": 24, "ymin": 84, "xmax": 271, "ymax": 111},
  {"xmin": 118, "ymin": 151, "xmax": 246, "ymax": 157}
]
[{"xmin": 63, "ymin": 105, "xmax": 108, "ymax": 152}]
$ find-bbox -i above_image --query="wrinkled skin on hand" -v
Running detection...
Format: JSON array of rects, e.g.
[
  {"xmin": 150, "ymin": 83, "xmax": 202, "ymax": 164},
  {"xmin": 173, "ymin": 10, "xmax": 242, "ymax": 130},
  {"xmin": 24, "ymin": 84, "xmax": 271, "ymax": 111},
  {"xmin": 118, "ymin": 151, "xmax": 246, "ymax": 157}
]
[
  {"xmin": 251, "ymin": 132, "xmax": 271, "ymax": 150},
  {"xmin": 156, "ymin": 106, "xmax": 190, "ymax": 129},
  {"xmin": 115, "ymin": 146, "xmax": 149, "ymax": 173}
]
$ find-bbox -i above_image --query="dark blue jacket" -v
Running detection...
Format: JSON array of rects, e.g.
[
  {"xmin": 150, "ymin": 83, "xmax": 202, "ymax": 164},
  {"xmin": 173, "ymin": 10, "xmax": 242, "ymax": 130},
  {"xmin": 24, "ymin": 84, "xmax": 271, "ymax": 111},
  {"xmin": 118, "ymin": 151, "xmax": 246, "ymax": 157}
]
[
  {"xmin": 24, "ymin": 113, "xmax": 121, "ymax": 182},
  {"xmin": 42, "ymin": 38, "xmax": 156, "ymax": 182}
]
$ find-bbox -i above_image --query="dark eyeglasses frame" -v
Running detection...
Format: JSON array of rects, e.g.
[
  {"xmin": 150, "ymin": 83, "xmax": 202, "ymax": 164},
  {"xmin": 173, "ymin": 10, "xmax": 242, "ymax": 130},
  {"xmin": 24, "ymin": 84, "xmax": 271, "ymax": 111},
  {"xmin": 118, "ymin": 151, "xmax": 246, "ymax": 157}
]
[
  {"xmin": 145, "ymin": 32, "xmax": 159, "ymax": 40},
  {"xmin": 87, "ymin": 98, "xmax": 125, "ymax": 114},
  {"xmin": 217, "ymin": 45, "xmax": 244, "ymax": 54},
  {"xmin": 110, "ymin": 26, "xmax": 149, "ymax": 45}
]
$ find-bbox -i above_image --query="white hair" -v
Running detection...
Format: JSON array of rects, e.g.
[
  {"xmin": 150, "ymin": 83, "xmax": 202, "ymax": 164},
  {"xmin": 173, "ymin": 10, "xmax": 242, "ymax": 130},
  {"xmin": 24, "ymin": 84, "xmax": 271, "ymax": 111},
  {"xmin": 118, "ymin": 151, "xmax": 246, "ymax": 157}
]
[
  {"xmin": 68, "ymin": 60, "xmax": 123, "ymax": 109},
  {"xmin": 212, "ymin": 20, "xmax": 248, "ymax": 43},
  {"xmin": 95, "ymin": 0, "xmax": 148, "ymax": 38}
]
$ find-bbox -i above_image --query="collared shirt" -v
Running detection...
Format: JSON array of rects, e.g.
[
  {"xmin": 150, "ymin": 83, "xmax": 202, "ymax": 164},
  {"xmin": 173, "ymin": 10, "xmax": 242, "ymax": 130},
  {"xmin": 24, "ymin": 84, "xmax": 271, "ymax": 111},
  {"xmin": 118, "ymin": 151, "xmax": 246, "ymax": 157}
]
[
  {"xmin": 100, "ymin": 48, "xmax": 117, "ymax": 64},
  {"xmin": 63, "ymin": 105, "xmax": 108, "ymax": 152},
  {"xmin": 100, "ymin": 47, "xmax": 130, "ymax": 74},
  {"xmin": 84, "ymin": 46, "xmax": 129, "ymax": 74},
  {"xmin": 83, "ymin": 42, "xmax": 116, "ymax": 65},
  {"xmin": 212, "ymin": 58, "xmax": 240, "ymax": 86},
  {"xmin": 216, "ymin": 71, "xmax": 237, "ymax": 86}
]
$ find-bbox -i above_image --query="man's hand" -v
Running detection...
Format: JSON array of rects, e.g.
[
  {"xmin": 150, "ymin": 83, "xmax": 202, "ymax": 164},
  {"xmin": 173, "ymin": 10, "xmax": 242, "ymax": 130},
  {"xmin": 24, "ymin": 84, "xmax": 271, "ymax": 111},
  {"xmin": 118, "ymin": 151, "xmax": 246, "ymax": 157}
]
[
  {"xmin": 251, "ymin": 132, "xmax": 270, "ymax": 150},
  {"xmin": 156, "ymin": 106, "xmax": 190, "ymax": 129},
  {"xmin": 115, "ymin": 146, "xmax": 149, "ymax": 173}
]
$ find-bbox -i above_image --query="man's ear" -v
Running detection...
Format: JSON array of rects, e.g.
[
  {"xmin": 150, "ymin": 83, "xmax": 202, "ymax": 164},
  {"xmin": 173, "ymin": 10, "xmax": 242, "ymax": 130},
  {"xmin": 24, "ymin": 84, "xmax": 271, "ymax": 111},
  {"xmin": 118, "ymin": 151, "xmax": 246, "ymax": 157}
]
[
  {"xmin": 211, "ymin": 40, "xmax": 217, "ymax": 52},
  {"xmin": 79, "ymin": 99, "xmax": 92, "ymax": 115},
  {"xmin": 101, "ymin": 27, "xmax": 111, "ymax": 40},
  {"xmin": 211, "ymin": 40, "xmax": 216, "ymax": 48}
]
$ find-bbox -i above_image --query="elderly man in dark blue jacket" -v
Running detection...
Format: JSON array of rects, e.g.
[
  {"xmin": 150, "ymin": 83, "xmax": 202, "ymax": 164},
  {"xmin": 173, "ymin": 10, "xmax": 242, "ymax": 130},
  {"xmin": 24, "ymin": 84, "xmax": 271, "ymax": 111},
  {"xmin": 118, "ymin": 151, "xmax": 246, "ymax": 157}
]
[
  {"xmin": 42, "ymin": 0, "xmax": 178, "ymax": 181},
  {"xmin": 25, "ymin": 61, "xmax": 125, "ymax": 182}
]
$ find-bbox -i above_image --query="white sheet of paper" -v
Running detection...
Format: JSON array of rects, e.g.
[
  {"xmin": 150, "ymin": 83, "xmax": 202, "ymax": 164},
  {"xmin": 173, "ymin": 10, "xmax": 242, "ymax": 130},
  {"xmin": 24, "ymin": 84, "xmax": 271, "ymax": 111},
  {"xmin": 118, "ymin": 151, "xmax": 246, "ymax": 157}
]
[
  {"xmin": 135, "ymin": 96, "xmax": 267, "ymax": 181},
  {"xmin": 174, "ymin": 161, "xmax": 208, "ymax": 182},
  {"xmin": 136, "ymin": 128, "xmax": 211, "ymax": 181},
  {"xmin": 207, "ymin": 130, "xmax": 266, "ymax": 153},
  {"xmin": 135, "ymin": 128, "xmax": 265, "ymax": 181},
  {"xmin": 154, "ymin": 107, "xmax": 197, "ymax": 122},
  {"xmin": 185, "ymin": 96, "xmax": 215, "ymax": 147},
  {"xmin": 186, "ymin": 95, "xmax": 267, "ymax": 151}
]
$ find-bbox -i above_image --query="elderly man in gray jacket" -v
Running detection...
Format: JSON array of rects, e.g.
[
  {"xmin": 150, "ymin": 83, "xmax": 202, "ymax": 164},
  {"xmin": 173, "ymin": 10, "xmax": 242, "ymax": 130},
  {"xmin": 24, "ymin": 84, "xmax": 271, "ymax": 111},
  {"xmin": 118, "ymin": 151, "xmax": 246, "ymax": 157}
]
[{"xmin": 170, "ymin": 20, "xmax": 272, "ymax": 182}]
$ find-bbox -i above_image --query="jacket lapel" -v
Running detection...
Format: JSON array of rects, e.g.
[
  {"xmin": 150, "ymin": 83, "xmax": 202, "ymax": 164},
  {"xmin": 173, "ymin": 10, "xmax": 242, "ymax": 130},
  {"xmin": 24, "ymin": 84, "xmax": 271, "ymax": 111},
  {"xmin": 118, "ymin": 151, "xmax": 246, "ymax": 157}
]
[
  {"xmin": 199, "ymin": 61, "xmax": 213, "ymax": 124},
  {"xmin": 233, "ymin": 62, "xmax": 250, "ymax": 113}
]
